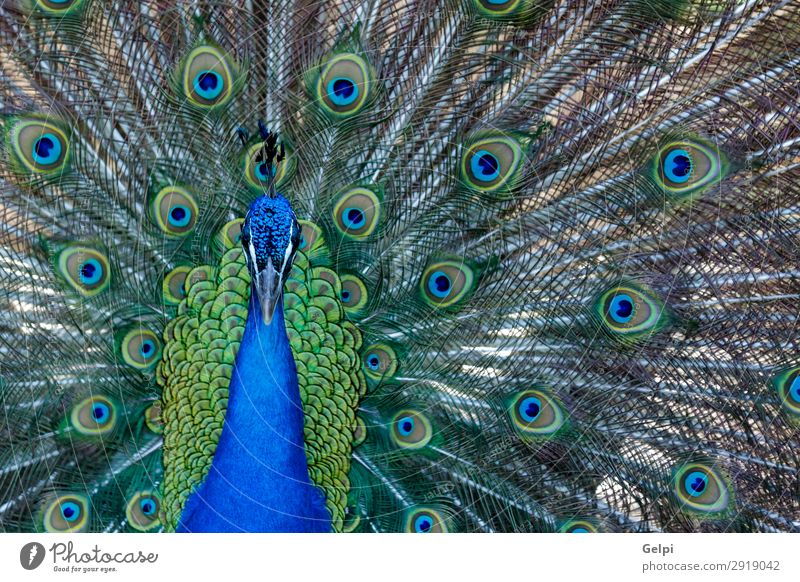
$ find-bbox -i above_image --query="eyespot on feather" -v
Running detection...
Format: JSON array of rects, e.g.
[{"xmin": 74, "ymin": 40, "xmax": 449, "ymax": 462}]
[
  {"xmin": 149, "ymin": 185, "xmax": 199, "ymax": 237},
  {"xmin": 33, "ymin": 0, "xmax": 87, "ymax": 14},
  {"xmin": 55, "ymin": 245, "xmax": 111, "ymax": 297},
  {"xmin": 298, "ymin": 220, "xmax": 324, "ymax": 253},
  {"xmin": 311, "ymin": 53, "xmax": 373, "ymax": 118},
  {"xmin": 243, "ymin": 141, "xmax": 295, "ymax": 192},
  {"xmin": 650, "ymin": 138, "xmax": 727, "ymax": 200},
  {"xmin": 126, "ymin": 491, "xmax": 161, "ymax": 532},
  {"xmin": 332, "ymin": 187, "xmax": 381, "ymax": 239},
  {"xmin": 404, "ymin": 507, "xmax": 448, "ymax": 533},
  {"xmin": 362, "ymin": 343, "xmax": 398, "ymax": 381},
  {"xmin": 672, "ymin": 463, "xmax": 732, "ymax": 515},
  {"xmin": 560, "ymin": 520, "xmax": 600, "ymax": 533},
  {"xmin": 390, "ymin": 409, "xmax": 432, "ymax": 450},
  {"xmin": 177, "ymin": 45, "xmax": 239, "ymax": 109},
  {"xmin": 70, "ymin": 395, "xmax": 117, "ymax": 436},
  {"xmin": 144, "ymin": 402, "xmax": 164, "ymax": 434},
  {"xmin": 352, "ymin": 415, "xmax": 367, "ymax": 447},
  {"xmin": 508, "ymin": 389, "xmax": 565, "ymax": 438},
  {"xmin": 43, "ymin": 494, "xmax": 89, "ymax": 533},
  {"xmin": 460, "ymin": 132, "xmax": 524, "ymax": 194},
  {"xmin": 163, "ymin": 266, "xmax": 192, "ymax": 305},
  {"xmin": 420, "ymin": 259, "xmax": 476, "ymax": 309},
  {"xmin": 339, "ymin": 274, "xmax": 369, "ymax": 314},
  {"xmin": 217, "ymin": 219, "xmax": 244, "ymax": 251},
  {"xmin": 118, "ymin": 327, "xmax": 162, "ymax": 370},
  {"xmin": 5, "ymin": 117, "xmax": 70, "ymax": 176},
  {"xmin": 592, "ymin": 284, "xmax": 668, "ymax": 341},
  {"xmin": 772, "ymin": 367, "xmax": 800, "ymax": 421}
]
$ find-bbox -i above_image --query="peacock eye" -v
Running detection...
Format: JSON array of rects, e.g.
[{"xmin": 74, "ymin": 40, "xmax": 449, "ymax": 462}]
[
  {"xmin": 34, "ymin": 0, "xmax": 85, "ymax": 14},
  {"xmin": 327, "ymin": 77, "xmax": 359, "ymax": 107},
  {"xmin": 472, "ymin": 0, "xmax": 529, "ymax": 19},
  {"xmin": 460, "ymin": 133, "xmax": 524, "ymax": 194},
  {"xmin": 390, "ymin": 409, "xmax": 432, "ymax": 449},
  {"xmin": 608, "ymin": 293, "xmax": 635, "ymax": 324},
  {"xmin": 332, "ymin": 187, "xmax": 381, "ymax": 239},
  {"xmin": 509, "ymin": 389, "xmax": 565, "ymax": 438},
  {"xmin": 56, "ymin": 245, "xmax": 111, "ymax": 297},
  {"xmin": 771, "ymin": 367, "xmax": 800, "ymax": 420},
  {"xmin": 471, "ymin": 150, "xmax": 501, "ymax": 181},
  {"xmin": 71, "ymin": 396, "xmax": 117, "ymax": 436},
  {"xmin": 420, "ymin": 260, "xmax": 476, "ymax": 308},
  {"xmin": 243, "ymin": 142, "xmax": 293, "ymax": 192},
  {"xmin": 396, "ymin": 416, "xmax": 415, "ymax": 436},
  {"xmin": 673, "ymin": 463, "xmax": 731, "ymax": 514},
  {"xmin": 150, "ymin": 185, "xmax": 198, "ymax": 237},
  {"xmin": 404, "ymin": 508, "xmax": 448, "ymax": 533},
  {"xmin": 118, "ymin": 327, "xmax": 162, "ymax": 371},
  {"xmin": 44, "ymin": 494, "xmax": 89, "ymax": 532},
  {"xmin": 314, "ymin": 53, "xmax": 372, "ymax": 117},
  {"xmin": 144, "ymin": 402, "xmax": 164, "ymax": 434},
  {"xmin": 594, "ymin": 284, "xmax": 666, "ymax": 341},
  {"xmin": 79, "ymin": 259, "xmax": 103, "ymax": 285},
  {"xmin": 339, "ymin": 274, "xmax": 368, "ymax": 314},
  {"xmin": 560, "ymin": 520, "xmax": 599, "ymax": 533},
  {"xmin": 653, "ymin": 139, "xmax": 724, "ymax": 198},
  {"xmin": 352, "ymin": 415, "xmax": 367, "ymax": 447},
  {"xmin": 298, "ymin": 220, "xmax": 323, "ymax": 254},
  {"xmin": 179, "ymin": 45, "xmax": 238, "ymax": 109},
  {"xmin": 362, "ymin": 344, "xmax": 398, "ymax": 380},
  {"xmin": 7, "ymin": 118, "xmax": 70, "ymax": 176},
  {"xmin": 126, "ymin": 491, "xmax": 162, "ymax": 532},
  {"xmin": 162, "ymin": 265, "xmax": 191, "ymax": 305}
]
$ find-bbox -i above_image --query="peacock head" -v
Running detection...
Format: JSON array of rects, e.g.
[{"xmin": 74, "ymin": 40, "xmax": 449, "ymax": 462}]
[{"xmin": 241, "ymin": 194, "xmax": 301, "ymax": 325}]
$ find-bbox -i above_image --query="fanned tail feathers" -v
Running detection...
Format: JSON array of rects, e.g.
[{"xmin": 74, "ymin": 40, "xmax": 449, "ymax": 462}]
[{"xmin": 1, "ymin": 0, "xmax": 798, "ymax": 532}]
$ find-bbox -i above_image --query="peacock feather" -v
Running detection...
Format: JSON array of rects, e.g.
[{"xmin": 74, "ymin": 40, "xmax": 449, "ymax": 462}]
[{"xmin": 1, "ymin": 0, "xmax": 799, "ymax": 533}]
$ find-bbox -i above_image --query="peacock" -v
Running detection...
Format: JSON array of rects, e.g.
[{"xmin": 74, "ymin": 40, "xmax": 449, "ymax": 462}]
[{"xmin": 0, "ymin": 0, "xmax": 798, "ymax": 534}]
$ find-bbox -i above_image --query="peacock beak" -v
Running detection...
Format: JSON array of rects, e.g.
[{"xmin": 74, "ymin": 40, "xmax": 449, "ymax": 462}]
[{"xmin": 252, "ymin": 259, "xmax": 284, "ymax": 325}]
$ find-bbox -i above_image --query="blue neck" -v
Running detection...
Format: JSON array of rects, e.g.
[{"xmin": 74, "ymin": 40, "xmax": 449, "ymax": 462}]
[{"xmin": 177, "ymin": 295, "xmax": 331, "ymax": 532}]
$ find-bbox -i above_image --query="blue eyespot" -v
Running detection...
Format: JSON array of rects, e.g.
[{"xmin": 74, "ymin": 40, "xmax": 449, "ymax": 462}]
[
  {"xmin": 61, "ymin": 501, "xmax": 81, "ymax": 522},
  {"xmin": 193, "ymin": 70, "xmax": 224, "ymax": 100},
  {"xmin": 518, "ymin": 396, "xmax": 542, "ymax": 423},
  {"xmin": 343, "ymin": 207, "xmax": 366, "ymax": 230},
  {"xmin": 140, "ymin": 498, "xmax": 156, "ymax": 516},
  {"xmin": 663, "ymin": 149, "xmax": 693, "ymax": 184},
  {"xmin": 91, "ymin": 402, "xmax": 110, "ymax": 423},
  {"xmin": 168, "ymin": 205, "xmax": 192, "ymax": 228},
  {"xmin": 341, "ymin": 289, "xmax": 351, "ymax": 302},
  {"xmin": 255, "ymin": 161, "xmax": 274, "ymax": 182},
  {"xmin": 79, "ymin": 259, "xmax": 103, "ymax": 285},
  {"xmin": 427, "ymin": 271, "xmax": 452, "ymax": 299},
  {"xmin": 139, "ymin": 339, "xmax": 156, "ymax": 360},
  {"xmin": 684, "ymin": 471, "xmax": 708, "ymax": 497},
  {"xmin": 32, "ymin": 133, "xmax": 63, "ymax": 166},
  {"xmin": 470, "ymin": 150, "xmax": 500, "ymax": 182},
  {"xmin": 327, "ymin": 77, "xmax": 359, "ymax": 106},
  {"xmin": 608, "ymin": 293, "xmax": 635, "ymax": 324},
  {"xmin": 367, "ymin": 355, "xmax": 380, "ymax": 370},
  {"xmin": 570, "ymin": 527, "xmax": 589, "ymax": 533},
  {"xmin": 789, "ymin": 377, "xmax": 800, "ymax": 404},
  {"xmin": 299, "ymin": 234, "xmax": 307, "ymax": 250},
  {"xmin": 397, "ymin": 416, "xmax": 415, "ymax": 436},
  {"xmin": 414, "ymin": 515, "xmax": 433, "ymax": 533}
]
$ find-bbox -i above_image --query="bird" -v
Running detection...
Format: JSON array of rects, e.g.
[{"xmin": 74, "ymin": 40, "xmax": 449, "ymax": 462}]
[{"xmin": 0, "ymin": 0, "xmax": 798, "ymax": 534}]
